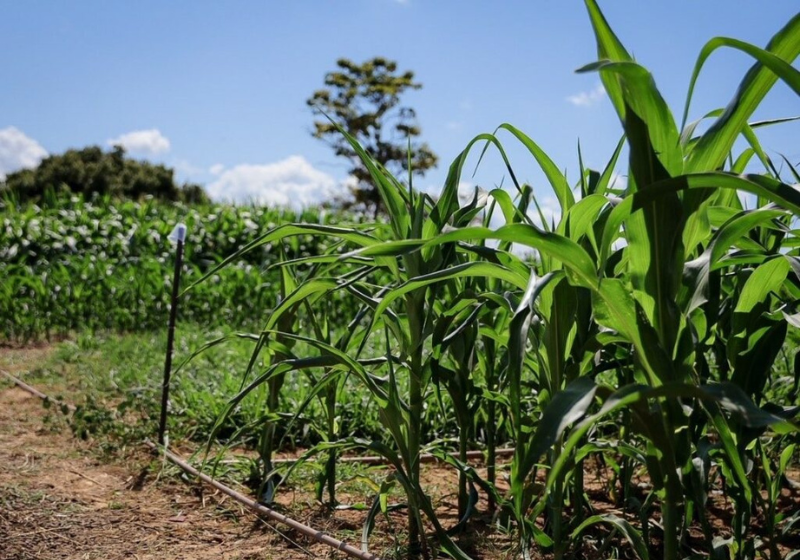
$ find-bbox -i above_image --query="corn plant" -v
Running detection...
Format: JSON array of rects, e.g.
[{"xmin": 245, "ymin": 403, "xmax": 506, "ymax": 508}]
[
  {"xmin": 173, "ymin": 3, "xmax": 800, "ymax": 559},
  {"xmin": 509, "ymin": 3, "xmax": 800, "ymax": 559}
]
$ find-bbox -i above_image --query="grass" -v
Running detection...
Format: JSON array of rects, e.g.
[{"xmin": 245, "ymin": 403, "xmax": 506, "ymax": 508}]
[{"xmin": 21, "ymin": 328, "xmax": 383, "ymax": 450}]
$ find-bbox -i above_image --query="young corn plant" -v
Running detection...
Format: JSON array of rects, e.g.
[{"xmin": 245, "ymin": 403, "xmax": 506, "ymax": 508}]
[
  {"xmin": 188, "ymin": 134, "xmax": 533, "ymax": 559},
  {"xmin": 404, "ymin": 2, "xmax": 800, "ymax": 558},
  {"xmin": 521, "ymin": 3, "xmax": 800, "ymax": 559},
  {"xmin": 176, "ymin": 3, "xmax": 799, "ymax": 558}
]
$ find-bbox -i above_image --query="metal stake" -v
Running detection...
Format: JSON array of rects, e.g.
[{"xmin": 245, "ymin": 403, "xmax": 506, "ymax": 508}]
[{"xmin": 158, "ymin": 223, "xmax": 186, "ymax": 446}]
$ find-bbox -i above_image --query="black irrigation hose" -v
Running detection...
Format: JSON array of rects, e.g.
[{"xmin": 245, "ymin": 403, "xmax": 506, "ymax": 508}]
[
  {"xmin": 0, "ymin": 368, "xmax": 383, "ymax": 560},
  {"xmin": 145, "ymin": 440, "xmax": 382, "ymax": 560}
]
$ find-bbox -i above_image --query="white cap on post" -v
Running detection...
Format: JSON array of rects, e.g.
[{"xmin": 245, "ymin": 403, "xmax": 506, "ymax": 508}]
[{"xmin": 168, "ymin": 223, "xmax": 187, "ymax": 243}]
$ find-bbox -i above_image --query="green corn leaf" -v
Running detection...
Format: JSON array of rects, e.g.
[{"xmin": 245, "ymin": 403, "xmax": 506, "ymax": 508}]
[
  {"xmin": 261, "ymin": 330, "xmax": 392, "ymax": 408},
  {"xmin": 681, "ymin": 208, "xmax": 787, "ymax": 313},
  {"xmin": 265, "ymin": 279, "xmax": 338, "ymax": 331},
  {"xmin": 373, "ymin": 261, "xmax": 528, "ymax": 321},
  {"xmin": 571, "ymin": 514, "xmax": 650, "ymax": 560},
  {"xmin": 522, "ymin": 376, "xmax": 597, "ymax": 478},
  {"xmin": 496, "ymin": 123, "xmax": 574, "ymax": 211},
  {"xmin": 182, "ymin": 223, "xmax": 380, "ymax": 295},
  {"xmin": 602, "ymin": 172, "xmax": 800, "ymax": 273},
  {"xmin": 733, "ymin": 255, "xmax": 790, "ymax": 315},
  {"xmin": 432, "ymin": 132, "xmax": 523, "ymax": 229},
  {"xmin": 595, "ymin": 135, "xmax": 626, "ymax": 195},
  {"xmin": 583, "ymin": 0, "xmax": 632, "ymax": 116},
  {"xmin": 580, "ymin": 62, "xmax": 683, "ymax": 179},
  {"xmin": 685, "ymin": 13, "xmax": 800, "ymax": 172},
  {"xmin": 329, "ymin": 121, "xmax": 411, "ymax": 238},
  {"xmin": 682, "ymin": 34, "xmax": 800, "ymax": 133},
  {"xmin": 362, "ymin": 476, "xmax": 398, "ymax": 552},
  {"xmin": 681, "ymin": 108, "xmax": 724, "ymax": 147},
  {"xmin": 780, "ymin": 444, "xmax": 796, "ymax": 474},
  {"xmin": 546, "ymin": 382, "xmax": 796, "ymax": 502},
  {"xmin": 557, "ymin": 193, "xmax": 610, "ymax": 244},
  {"xmin": 488, "ymin": 188, "xmax": 524, "ymax": 225}
]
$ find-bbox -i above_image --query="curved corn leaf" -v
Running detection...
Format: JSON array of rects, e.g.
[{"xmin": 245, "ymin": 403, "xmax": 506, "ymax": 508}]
[
  {"xmin": 373, "ymin": 261, "xmax": 528, "ymax": 321},
  {"xmin": 496, "ymin": 123, "xmax": 574, "ymax": 211},
  {"xmin": 182, "ymin": 223, "xmax": 380, "ymax": 295},
  {"xmin": 682, "ymin": 35, "xmax": 800, "ymax": 133},
  {"xmin": 685, "ymin": 13, "xmax": 800, "ymax": 172},
  {"xmin": 571, "ymin": 514, "xmax": 650, "ymax": 560},
  {"xmin": 521, "ymin": 376, "xmax": 598, "ymax": 478},
  {"xmin": 583, "ymin": 0, "xmax": 632, "ymax": 117}
]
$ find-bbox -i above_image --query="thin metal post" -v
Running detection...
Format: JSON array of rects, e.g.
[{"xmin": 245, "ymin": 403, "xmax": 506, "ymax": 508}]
[{"xmin": 158, "ymin": 225, "xmax": 186, "ymax": 446}]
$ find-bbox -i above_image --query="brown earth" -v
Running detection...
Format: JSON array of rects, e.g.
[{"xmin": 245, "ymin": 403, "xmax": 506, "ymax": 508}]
[{"xmin": 0, "ymin": 346, "xmax": 379, "ymax": 560}]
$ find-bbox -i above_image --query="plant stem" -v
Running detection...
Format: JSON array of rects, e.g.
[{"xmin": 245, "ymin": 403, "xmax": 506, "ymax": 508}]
[
  {"xmin": 662, "ymin": 480, "xmax": 680, "ymax": 560},
  {"xmin": 485, "ymin": 340, "xmax": 497, "ymax": 513},
  {"xmin": 458, "ymin": 422, "xmax": 468, "ymax": 518},
  {"xmin": 407, "ymin": 292, "xmax": 426, "ymax": 557},
  {"xmin": 551, "ymin": 443, "xmax": 565, "ymax": 560},
  {"xmin": 326, "ymin": 381, "xmax": 337, "ymax": 507}
]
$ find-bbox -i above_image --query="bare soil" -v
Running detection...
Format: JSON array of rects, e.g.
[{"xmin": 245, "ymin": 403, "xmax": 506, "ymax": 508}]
[{"xmin": 0, "ymin": 346, "xmax": 379, "ymax": 560}]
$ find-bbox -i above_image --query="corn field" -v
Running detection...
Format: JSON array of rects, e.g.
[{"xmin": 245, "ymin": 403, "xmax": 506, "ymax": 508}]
[
  {"xmin": 186, "ymin": 3, "xmax": 800, "ymax": 559},
  {"xmin": 0, "ymin": 193, "xmax": 357, "ymax": 339}
]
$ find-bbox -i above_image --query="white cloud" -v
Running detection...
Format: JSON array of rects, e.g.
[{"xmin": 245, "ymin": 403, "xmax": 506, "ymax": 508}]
[
  {"xmin": 567, "ymin": 83, "xmax": 607, "ymax": 107},
  {"xmin": 206, "ymin": 155, "xmax": 345, "ymax": 210},
  {"xmin": 209, "ymin": 163, "xmax": 225, "ymax": 176},
  {"xmin": 532, "ymin": 195, "xmax": 562, "ymax": 228},
  {"xmin": 609, "ymin": 172, "xmax": 627, "ymax": 191},
  {"xmin": 457, "ymin": 181, "xmax": 475, "ymax": 200},
  {"xmin": 107, "ymin": 129, "xmax": 170, "ymax": 155},
  {"xmin": 0, "ymin": 126, "xmax": 48, "ymax": 179},
  {"xmin": 171, "ymin": 159, "xmax": 205, "ymax": 177}
]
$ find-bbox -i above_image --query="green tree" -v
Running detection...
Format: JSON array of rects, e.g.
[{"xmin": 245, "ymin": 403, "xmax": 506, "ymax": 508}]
[
  {"xmin": 307, "ymin": 57, "xmax": 438, "ymax": 214},
  {"xmin": 1, "ymin": 145, "xmax": 208, "ymax": 205}
]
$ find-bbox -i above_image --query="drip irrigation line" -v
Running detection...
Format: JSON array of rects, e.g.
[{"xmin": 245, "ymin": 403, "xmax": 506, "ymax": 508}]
[
  {"xmin": 0, "ymin": 369, "xmax": 75, "ymax": 411},
  {"xmin": 0, "ymin": 369, "xmax": 382, "ymax": 560},
  {"xmin": 145, "ymin": 440, "xmax": 383, "ymax": 560}
]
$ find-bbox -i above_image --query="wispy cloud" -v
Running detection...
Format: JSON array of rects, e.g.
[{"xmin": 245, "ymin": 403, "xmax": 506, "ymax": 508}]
[
  {"xmin": 567, "ymin": 83, "xmax": 607, "ymax": 107},
  {"xmin": 0, "ymin": 126, "xmax": 47, "ymax": 179},
  {"xmin": 206, "ymin": 155, "xmax": 346, "ymax": 210},
  {"xmin": 107, "ymin": 129, "xmax": 170, "ymax": 155}
]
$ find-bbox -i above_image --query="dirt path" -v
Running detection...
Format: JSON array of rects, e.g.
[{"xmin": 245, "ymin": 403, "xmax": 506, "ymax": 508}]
[{"xmin": 0, "ymin": 356, "xmax": 342, "ymax": 560}]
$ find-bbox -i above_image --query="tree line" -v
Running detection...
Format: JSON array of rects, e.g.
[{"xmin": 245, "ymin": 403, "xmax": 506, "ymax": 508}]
[{"xmin": 1, "ymin": 145, "xmax": 208, "ymax": 204}]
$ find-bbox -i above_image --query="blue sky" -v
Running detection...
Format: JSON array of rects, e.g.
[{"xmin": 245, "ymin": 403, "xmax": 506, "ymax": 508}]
[{"xmin": 1, "ymin": 1, "xmax": 797, "ymax": 211}]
